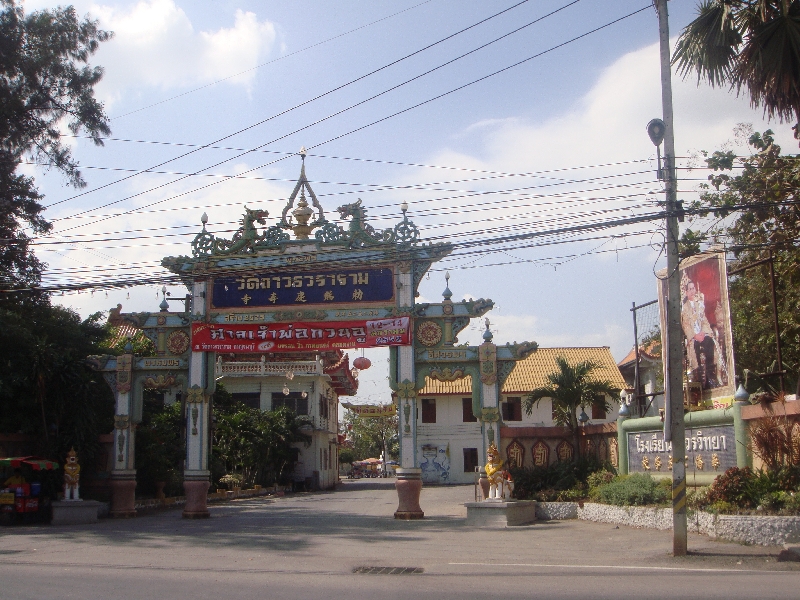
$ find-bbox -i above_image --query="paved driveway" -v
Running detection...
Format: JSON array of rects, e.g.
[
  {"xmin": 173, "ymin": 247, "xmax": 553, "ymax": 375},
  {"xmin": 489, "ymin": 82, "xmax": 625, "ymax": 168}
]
[{"xmin": 1, "ymin": 479, "xmax": 798, "ymax": 599}]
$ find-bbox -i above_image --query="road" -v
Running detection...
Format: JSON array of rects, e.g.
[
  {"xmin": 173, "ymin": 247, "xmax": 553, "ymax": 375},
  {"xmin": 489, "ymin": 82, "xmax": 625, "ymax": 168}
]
[{"xmin": 0, "ymin": 479, "xmax": 798, "ymax": 599}]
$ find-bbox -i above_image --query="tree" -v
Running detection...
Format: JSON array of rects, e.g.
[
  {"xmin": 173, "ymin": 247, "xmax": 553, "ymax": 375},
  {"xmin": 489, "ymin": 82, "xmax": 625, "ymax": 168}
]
[
  {"xmin": 0, "ymin": 302, "xmax": 114, "ymax": 473},
  {"xmin": 343, "ymin": 411, "xmax": 398, "ymax": 465},
  {"xmin": 683, "ymin": 129, "xmax": 800, "ymax": 393},
  {"xmin": 211, "ymin": 386, "xmax": 311, "ymax": 488},
  {"xmin": 524, "ymin": 356, "xmax": 618, "ymax": 458},
  {"xmin": 0, "ymin": 0, "xmax": 111, "ymax": 293},
  {"xmin": 673, "ymin": 1, "xmax": 800, "ymax": 140}
]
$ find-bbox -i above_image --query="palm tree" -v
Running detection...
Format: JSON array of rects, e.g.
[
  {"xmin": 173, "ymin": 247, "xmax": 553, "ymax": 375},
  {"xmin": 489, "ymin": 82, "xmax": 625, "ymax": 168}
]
[
  {"xmin": 524, "ymin": 356, "xmax": 619, "ymax": 458},
  {"xmin": 672, "ymin": 1, "xmax": 800, "ymax": 138}
]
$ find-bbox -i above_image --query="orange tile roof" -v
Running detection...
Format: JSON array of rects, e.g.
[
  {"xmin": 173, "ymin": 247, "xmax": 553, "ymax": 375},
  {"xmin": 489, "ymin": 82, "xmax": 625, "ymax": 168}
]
[{"xmin": 417, "ymin": 347, "xmax": 625, "ymax": 396}]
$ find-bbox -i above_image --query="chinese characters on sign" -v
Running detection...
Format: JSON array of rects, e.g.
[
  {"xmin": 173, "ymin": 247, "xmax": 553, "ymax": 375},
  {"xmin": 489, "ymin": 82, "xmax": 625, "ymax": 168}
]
[
  {"xmin": 191, "ymin": 318, "xmax": 411, "ymax": 353},
  {"xmin": 211, "ymin": 268, "xmax": 394, "ymax": 308}
]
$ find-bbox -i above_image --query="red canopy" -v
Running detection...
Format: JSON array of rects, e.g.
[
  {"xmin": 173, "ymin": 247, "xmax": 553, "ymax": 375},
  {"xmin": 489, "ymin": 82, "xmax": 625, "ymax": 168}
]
[{"xmin": 0, "ymin": 456, "xmax": 59, "ymax": 471}]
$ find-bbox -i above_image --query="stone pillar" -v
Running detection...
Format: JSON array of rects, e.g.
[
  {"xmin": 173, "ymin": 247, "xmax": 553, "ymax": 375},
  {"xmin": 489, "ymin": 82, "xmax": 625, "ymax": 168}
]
[
  {"xmin": 394, "ymin": 468, "xmax": 423, "ymax": 519},
  {"xmin": 478, "ymin": 331, "xmax": 500, "ymax": 458},
  {"xmin": 110, "ymin": 354, "xmax": 137, "ymax": 517},
  {"xmin": 394, "ymin": 262, "xmax": 423, "ymax": 518},
  {"xmin": 183, "ymin": 280, "xmax": 211, "ymax": 518}
]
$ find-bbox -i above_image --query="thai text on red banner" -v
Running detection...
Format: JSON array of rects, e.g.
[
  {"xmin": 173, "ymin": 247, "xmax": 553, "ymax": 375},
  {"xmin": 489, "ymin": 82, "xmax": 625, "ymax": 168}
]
[{"xmin": 191, "ymin": 317, "xmax": 410, "ymax": 353}]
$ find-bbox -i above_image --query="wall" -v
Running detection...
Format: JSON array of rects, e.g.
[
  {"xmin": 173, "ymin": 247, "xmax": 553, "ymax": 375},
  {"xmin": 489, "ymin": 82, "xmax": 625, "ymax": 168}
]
[
  {"xmin": 416, "ymin": 396, "xmax": 481, "ymax": 484},
  {"xmin": 500, "ymin": 423, "xmax": 618, "ymax": 469}
]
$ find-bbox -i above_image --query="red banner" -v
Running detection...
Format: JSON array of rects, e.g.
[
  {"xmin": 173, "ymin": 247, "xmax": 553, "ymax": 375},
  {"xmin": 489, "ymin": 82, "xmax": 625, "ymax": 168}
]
[{"xmin": 191, "ymin": 317, "xmax": 410, "ymax": 353}]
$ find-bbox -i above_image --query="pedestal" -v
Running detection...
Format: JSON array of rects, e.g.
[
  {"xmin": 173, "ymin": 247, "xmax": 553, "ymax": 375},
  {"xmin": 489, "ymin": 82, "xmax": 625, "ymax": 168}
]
[
  {"xmin": 394, "ymin": 468, "xmax": 424, "ymax": 520},
  {"xmin": 464, "ymin": 500, "xmax": 537, "ymax": 527},
  {"xmin": 109, "ymin": 472, "xmax": 137, "ymax": 518},
  {"xmin": 51, "ymin": 500, "xmax": 101, "ymax": 525},
  {"xmin": 183, "ymin": 477, "xmax": 210, "ymax": 519}
]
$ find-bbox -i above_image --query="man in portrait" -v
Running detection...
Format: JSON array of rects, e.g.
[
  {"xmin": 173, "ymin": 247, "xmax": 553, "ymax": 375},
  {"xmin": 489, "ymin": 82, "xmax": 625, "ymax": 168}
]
[{"xmin": 680, "ymin": 272, "xmax": 719, "ymax": 389}]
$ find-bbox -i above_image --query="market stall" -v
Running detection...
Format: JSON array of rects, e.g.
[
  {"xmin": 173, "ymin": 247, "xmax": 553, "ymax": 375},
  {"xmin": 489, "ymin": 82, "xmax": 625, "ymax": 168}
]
[{"xmin": 1, "ymin": 456, "xmax": 59, "ymax": 523}]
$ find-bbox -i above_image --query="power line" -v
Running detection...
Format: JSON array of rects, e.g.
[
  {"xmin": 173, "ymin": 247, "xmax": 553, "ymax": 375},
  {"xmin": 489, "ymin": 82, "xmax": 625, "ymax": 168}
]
[
  {"xmin": 111, "ymin": 0, "xmax": 438, "ymax": 119},
  {"xmin": 47, "ymin": 1, "xmax": 641, "ymax": 238},
  {"xmin": 45, "ymin": 0, "xmax": 542, "ymax": 210}
]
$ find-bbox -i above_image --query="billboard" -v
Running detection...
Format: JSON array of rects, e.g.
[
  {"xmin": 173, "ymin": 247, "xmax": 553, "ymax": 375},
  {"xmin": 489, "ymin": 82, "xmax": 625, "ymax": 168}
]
[
  {"xmin": 191, "ymin": 317, "xmax": 410, "ymax": 353},
  {"xmin": 658, "ymin": 252, "xmax": 735, "ymax": 404}
]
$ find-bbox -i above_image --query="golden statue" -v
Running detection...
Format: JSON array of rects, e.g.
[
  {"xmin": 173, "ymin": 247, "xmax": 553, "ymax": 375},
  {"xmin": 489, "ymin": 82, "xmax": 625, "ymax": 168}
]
[
  {"xmin": 63, "ymin": 448, "xmax": 81, "ymax": 501},
  {"xmin": 484, "ymin": 443, "xmax": 508, "ymax": 500}
]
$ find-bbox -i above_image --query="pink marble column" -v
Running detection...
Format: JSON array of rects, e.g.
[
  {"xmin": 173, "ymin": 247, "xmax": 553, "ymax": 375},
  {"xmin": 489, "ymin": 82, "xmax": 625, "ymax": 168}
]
[
  {"xmin": 182, "ymin": 478, "xmax": 210, "ymax": 519},
  {"xmin": 394, "ymin": 468, "xmax": 424, "ymax": 519},
  {"xmin": 109, "ymin": 474, "xmax": 137, "ymax": 518}
]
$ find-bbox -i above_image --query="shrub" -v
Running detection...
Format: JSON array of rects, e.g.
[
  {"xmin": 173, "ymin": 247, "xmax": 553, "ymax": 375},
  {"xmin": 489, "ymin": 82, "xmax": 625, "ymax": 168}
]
[
  {"xmin": 706, "ymin": 467, "xmax": 756, "ymax": 508},
  {"xmin": 596, "ymin": 473, "xmax": 668, "ymax": 506},
  {"xmin": 510, "ymin": 458, "xmax": 614, "ymax": 500}
]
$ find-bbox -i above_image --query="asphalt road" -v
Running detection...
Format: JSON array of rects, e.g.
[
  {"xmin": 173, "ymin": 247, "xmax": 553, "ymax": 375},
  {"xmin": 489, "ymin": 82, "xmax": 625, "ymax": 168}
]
[{"xmin": 1, "ymin": 479, "xmax": 798, "ymax": 599}]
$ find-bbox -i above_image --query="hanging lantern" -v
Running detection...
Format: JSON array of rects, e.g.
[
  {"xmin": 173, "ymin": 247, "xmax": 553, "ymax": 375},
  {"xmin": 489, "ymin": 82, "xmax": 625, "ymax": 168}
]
[{"xmin": 353, "ymin": 357, "xmax": 372, "ymax": 370}]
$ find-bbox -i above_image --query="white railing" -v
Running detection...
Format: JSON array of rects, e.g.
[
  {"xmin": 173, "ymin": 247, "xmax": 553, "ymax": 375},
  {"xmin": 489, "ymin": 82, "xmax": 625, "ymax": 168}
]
[{"xmin": 216, "ymin": 357, "xmax": 323, "ymax": 378}]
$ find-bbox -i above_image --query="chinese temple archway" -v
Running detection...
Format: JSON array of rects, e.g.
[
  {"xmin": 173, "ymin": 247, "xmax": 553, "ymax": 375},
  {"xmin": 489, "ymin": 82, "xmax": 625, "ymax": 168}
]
[{"xmin": 92, "ymin": 155, "xmax": 536, "ymax": 519}]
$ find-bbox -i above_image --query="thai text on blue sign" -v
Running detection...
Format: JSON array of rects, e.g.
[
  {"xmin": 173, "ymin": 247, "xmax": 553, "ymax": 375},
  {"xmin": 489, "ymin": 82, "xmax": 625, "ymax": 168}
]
[{"xmin": 211, "ymin": 268, "xmax": 394, "ymax": 308}]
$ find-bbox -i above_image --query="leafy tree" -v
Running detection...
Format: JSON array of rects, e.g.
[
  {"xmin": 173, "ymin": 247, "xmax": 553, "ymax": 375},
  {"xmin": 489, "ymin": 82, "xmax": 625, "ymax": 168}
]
[
  {"xmin": 0, "ymin": 302, "xmax": 114, "ymax": 475},
  {"xmin": 673, "ymin": 1, "xmax": 800, "ymax": 140},
  {"xmin": 0, "ymin": 1, "xmax": 114, "ymax": 481},
  {"xmin": 342, "ymin": 410, "xmax": 398, "ymax": 463},
  {"xmin": 524, "ymin": 356, "xmax": 618, "ymax": 458},
  {"xmin": 211, "ymin": 387, "xmax": 311, "ymax": 488},
  {"xmin": 683, "ymin": 129, "xmax": 800, "ymax": 393},
  {"xmin": 0, "ymin": 0, "xmax": 111, "ymax": 294},
  {"xmin": 135, "ymin": 394, "xmax": 184, "ymax": 497}
]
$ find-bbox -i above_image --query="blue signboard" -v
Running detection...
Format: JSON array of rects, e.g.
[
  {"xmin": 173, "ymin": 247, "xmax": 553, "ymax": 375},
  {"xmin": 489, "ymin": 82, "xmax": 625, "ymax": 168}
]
[{"xmin": 211, "ymin": 267, "xmax": 395, "ymax": 308}]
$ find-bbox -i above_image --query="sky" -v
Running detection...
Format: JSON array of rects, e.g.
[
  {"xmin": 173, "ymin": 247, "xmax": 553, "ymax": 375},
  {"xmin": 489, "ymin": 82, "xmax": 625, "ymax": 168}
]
[{"xmin": 20, "ymin": 0, "xmax": 799, "ymax": 406}]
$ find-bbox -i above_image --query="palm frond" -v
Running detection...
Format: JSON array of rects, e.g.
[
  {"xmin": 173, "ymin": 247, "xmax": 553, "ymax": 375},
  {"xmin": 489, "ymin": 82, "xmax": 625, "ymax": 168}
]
[
  {"xmin": 673, "ymin": 0, "xmax": 743, "ymax": 87},
  {"xmin": 735, "ymin": 6, "xmax": 800, "ymax": 121}
]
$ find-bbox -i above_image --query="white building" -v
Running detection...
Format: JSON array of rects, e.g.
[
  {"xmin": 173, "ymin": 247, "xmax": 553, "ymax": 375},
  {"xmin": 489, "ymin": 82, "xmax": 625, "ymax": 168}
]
[
  {"xmin": 215, "ymin": 350, "xmax": 357, "ymax": 490},
  {"xmin": 408, "ymin": 347, "xmax": 626, "ymax": 484}
]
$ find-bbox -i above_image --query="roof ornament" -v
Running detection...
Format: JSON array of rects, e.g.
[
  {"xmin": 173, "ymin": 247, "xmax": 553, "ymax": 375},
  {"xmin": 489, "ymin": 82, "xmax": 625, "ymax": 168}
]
[
  {"xmin": 483, "ymin": 317, "xmax": 493, "ymax": 342},
  {"xmin": 442, "ymin": 271, "xmax": 453, "ymax": 300},
  {"xmin": 279, "ymin": 147, "xmax": 326, "ymax": 239}
]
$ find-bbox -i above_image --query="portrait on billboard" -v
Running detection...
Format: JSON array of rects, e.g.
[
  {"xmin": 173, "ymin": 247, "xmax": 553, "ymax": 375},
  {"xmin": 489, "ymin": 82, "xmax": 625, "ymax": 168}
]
[{"xmin": 658, "ymin": 252, "xmax": 735, "ymax": 403}]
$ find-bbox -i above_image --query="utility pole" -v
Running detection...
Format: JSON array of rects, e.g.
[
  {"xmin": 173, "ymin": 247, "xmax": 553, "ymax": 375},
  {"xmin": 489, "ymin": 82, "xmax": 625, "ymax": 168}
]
[{"xmin": 655, "ymin": 0, "xmax": 687, "ymax": 557}]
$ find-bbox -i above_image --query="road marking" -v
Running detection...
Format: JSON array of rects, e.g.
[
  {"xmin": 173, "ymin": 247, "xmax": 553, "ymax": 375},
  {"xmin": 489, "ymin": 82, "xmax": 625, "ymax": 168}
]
[{"xmin": 448, "ymin": 562, "xmax": 794, "ymax": 574}]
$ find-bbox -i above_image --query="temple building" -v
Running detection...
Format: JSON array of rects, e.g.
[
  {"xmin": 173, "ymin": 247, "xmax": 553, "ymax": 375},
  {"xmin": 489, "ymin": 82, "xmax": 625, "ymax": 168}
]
[{"xmin": 408, "ymin": 347, "xmax": 626, "ymax": 485}]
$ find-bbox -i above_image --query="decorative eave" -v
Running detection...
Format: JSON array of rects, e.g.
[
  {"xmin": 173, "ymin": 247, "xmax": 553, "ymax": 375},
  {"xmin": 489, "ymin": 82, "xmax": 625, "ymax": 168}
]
[{"xmin": 323, "ymin": 353, "xmax": 358, "ymax": 396}]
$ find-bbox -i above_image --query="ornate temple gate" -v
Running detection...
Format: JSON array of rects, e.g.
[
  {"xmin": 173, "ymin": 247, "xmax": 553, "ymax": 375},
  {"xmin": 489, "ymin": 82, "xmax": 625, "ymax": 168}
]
[{"xmin": 91, "ymin": 157, "xmax": 537, "ymax": 518}]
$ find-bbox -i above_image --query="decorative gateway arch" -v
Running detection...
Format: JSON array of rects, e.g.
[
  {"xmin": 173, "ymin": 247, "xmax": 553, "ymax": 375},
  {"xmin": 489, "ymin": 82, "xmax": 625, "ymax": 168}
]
[{"xmin": 92, "ymin": 155, "xmax": 537, "ymax": 519}]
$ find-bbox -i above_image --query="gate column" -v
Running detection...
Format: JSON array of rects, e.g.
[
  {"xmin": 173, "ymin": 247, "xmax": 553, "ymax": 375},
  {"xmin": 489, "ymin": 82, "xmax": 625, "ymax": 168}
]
[
  {"xmin": 183, "ymin": 279, "xmax": 211, "ymax": 518},
  {"xmin": 110, "ymin": 351, "xmax": 137, "ymax": 517},
  {"xmin": 394, "ymin": 263, "xmax": 424, "ymax": 519}
]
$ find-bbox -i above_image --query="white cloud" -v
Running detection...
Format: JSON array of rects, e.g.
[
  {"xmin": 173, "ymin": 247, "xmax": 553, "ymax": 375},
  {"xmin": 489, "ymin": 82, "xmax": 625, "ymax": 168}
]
[
  {"xmin": 89, "ymin": 0, "xmax": 277, "ymax": 102},
  {"xmin": 434, "ymin": 40, "xmax": 796, "ymax": 174}
]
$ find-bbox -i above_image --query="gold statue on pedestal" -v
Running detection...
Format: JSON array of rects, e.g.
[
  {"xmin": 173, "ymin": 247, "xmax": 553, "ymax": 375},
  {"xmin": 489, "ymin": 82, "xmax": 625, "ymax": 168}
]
[
  {"xmin": 63, "ymin": 448, "xmax": 81, "ymax": 501},
  {"xmin": 484, "ymin": 443, "xmax": 511, "ymax": 500}
]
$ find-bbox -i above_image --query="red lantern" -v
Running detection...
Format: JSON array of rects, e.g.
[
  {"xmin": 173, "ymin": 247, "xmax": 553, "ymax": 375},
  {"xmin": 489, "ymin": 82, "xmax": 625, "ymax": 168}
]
[{"xmin": 353, "ymin": 357, "xmax": 372, "ymax": 370}]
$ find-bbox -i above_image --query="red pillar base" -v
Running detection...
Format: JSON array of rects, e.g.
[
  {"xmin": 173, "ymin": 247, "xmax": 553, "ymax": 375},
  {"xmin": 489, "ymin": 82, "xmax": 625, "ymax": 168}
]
[
  {"xmin": 394, "ymin": 468, "xmax": 424, "ymax": 520},
  {"xmin": 110, "ymin": 476, "xmax": 137, "ymax": 518},
  {"xmin": 182, "ymin": 479, "xmax": 210, "ymax": 519}
]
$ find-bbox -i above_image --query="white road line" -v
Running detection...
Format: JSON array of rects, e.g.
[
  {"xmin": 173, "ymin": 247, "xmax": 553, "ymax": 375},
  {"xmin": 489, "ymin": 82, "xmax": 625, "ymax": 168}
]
[{"xmin": 448, "ymin": 562, "xmax": 793, "ymax": 574}]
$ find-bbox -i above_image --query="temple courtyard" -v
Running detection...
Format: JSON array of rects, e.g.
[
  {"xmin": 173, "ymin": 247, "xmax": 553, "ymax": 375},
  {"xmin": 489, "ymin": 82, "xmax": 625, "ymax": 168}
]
[{"xmin": 1, "ymin": 479, "xmax": 798, "ymax": 599}]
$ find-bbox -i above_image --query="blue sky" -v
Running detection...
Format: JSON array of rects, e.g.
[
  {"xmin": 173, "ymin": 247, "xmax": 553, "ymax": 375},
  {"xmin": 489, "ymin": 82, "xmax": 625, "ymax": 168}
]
[{"xmin": 22, "ymin": 0, "xmax": 798, "ymax": 405}]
